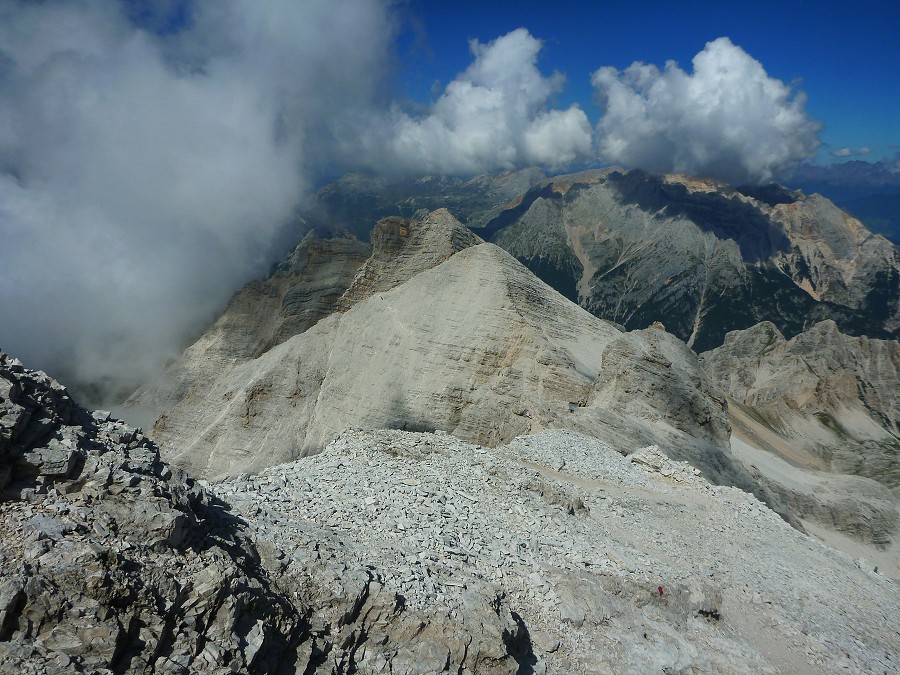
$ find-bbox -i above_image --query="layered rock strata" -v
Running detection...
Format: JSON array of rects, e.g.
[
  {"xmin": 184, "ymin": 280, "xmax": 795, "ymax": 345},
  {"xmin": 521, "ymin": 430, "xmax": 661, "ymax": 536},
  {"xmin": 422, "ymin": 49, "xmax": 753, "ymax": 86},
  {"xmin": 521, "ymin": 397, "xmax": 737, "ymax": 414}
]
[
  {"xmin": 127, "ymin": 233, "xmax": 370, "ymax": 418},
  {"xmin": 482, "ymin": 170, "xmax": 898, "ymax": 351},
  {"xmin": 149, "ymin": 211, "xmax": 733, "ymax": 484}
]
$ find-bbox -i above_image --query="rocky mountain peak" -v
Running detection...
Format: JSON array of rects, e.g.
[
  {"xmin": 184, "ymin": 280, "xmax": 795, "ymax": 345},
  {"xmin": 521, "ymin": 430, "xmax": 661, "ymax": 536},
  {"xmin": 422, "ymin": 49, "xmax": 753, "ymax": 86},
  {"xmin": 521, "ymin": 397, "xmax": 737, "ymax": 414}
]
[
  {"xmin": 4, "ymin": 351, "xmax": 899, "ymax": 673},
  {"xmin": 145, "ymin": 213, "xmax": 735, "ymax": 484},
  {"xmin": 337, "ymin": 208, "xmax": 483, "ymax": 310},
  {"xmin": 475, "ymin": 167, "xmax": 898, "ymax": 350},
  {"xmin": 702, "ymin": 320, "xmax": 899, "ymax": 485}
]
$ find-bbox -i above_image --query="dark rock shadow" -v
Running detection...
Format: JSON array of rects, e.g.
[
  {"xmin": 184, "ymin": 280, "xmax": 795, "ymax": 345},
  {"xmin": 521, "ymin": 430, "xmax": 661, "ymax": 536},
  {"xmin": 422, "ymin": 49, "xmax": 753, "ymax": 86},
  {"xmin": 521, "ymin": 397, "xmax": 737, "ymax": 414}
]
[{"xmin": 606, "ymin": 170, "xmax": 792, "ymax": 262}]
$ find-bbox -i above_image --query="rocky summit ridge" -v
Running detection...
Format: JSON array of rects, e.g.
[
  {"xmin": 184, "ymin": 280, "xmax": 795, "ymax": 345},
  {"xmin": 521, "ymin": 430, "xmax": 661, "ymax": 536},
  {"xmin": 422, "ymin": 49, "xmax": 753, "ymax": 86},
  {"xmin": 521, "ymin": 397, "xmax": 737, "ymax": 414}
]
[
  {"xmin": 7, "ymin": 165, "xmax": 898, "ymax": 673},
  {"xmin": 2, "ymin": 353, "xmax": 899, "ymax": 673},
  {"xmin": 131, "ymin": 203, "xmax": 900, "ymax": 555},
  {"xmin": 139, "ymin": 209, "xmax": 736, "ymax": 486}
]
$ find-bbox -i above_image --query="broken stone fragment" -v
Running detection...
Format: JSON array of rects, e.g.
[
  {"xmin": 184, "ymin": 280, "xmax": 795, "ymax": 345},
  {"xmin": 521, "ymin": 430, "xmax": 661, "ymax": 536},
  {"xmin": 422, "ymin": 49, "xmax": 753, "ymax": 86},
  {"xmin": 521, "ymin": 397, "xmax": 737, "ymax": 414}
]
[{"xmin": 19, "ymin": 439, "xmax": 78, "ymax": 478}]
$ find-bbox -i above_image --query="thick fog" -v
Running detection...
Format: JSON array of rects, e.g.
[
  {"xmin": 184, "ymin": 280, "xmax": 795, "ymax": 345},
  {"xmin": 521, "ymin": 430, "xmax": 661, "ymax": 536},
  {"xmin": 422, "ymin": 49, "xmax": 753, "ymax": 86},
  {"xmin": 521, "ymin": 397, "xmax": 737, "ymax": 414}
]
[
  {"xmin": 0, "ymin": 3, "xmax": 822, "ymax": 403},
  {"xmin": 0, "ymin": 0, "xmax": 396, "ymax": 400}
]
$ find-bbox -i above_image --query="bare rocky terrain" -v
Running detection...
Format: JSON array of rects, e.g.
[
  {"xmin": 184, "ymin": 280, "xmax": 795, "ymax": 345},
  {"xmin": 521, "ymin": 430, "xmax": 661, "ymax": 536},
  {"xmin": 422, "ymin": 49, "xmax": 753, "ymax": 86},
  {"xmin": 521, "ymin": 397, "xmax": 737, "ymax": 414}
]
[
  {"xmin": 3, "ymin": 354, "xmax": 899, "ymax": 673},
  {"xmin": 129, "ymin": 233, "xmax": 371, "ymax": 422},
  {"xmin": 311, "ymin": 168, "xmax": 899, "ymax": 351},
  {"xmin": 137, "ymin": 210, "xmax": 737, "ymax": 487},
  {"xmin": 702, "ymin": 320, "xmax": 899, "ymax": 486},
  {"xmin": 130, "ymin": 203, "xmax": 900, "ymax": 576},
  {"xmin": 6, "ymin": 167, "xmax": 898, "ymax": 673}
]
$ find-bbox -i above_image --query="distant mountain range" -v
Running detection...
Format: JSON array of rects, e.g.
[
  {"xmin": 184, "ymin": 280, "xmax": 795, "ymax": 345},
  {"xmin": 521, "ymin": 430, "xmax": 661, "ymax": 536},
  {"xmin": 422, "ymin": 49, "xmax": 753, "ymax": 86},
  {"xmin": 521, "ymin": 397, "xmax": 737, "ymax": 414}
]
[{"xmin": 315, "ymin": 168, "xmax": 899, "ymax": 353}]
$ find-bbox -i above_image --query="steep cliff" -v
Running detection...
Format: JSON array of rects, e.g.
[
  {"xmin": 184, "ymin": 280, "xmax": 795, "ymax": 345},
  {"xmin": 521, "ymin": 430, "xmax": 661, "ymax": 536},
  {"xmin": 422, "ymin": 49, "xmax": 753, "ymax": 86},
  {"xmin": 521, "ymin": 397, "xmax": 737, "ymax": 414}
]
[
  {"xmin": 126, "ymin": 234, "xmax": 370, "ymax": 419},
  {"xmin": 478, "ymin": 170, "xmax": 898, "ymax": 351}
]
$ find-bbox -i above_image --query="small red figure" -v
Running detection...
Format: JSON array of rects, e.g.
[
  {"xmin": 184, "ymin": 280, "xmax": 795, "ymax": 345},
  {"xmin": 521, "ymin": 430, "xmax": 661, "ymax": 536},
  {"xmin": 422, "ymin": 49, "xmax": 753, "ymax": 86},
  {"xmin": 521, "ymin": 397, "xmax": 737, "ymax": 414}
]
[{"xmin": 658, "ymin": 585, "xmax": 664, "ymax": 596}]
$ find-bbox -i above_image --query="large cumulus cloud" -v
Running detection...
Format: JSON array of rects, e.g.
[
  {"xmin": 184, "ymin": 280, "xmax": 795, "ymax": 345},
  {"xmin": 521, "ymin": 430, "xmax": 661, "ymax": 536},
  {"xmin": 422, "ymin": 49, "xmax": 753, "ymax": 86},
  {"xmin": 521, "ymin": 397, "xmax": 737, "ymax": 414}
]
[
  {"xmin": 358, "ymin": 28, "xmax": 593, "ymax": 175},
  {"xmin": 592, "ymin": 37, "xmax": 821, "ymax": 184},
  {"xmin": 0, "ymin": 4, "xmax": 823, "ymax": 405}
]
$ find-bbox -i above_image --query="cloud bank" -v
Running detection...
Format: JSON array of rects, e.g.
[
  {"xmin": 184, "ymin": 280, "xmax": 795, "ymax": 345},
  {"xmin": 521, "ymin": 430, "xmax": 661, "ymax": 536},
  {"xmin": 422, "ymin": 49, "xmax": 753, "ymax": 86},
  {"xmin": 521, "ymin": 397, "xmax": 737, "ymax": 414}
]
[
  {"xmin": 592, "ymin": 37, "xmax": 821, "ymax": 184},
  {"xmin": 0, "ymin": 0, "xmax": 396, "ymax": 400}
]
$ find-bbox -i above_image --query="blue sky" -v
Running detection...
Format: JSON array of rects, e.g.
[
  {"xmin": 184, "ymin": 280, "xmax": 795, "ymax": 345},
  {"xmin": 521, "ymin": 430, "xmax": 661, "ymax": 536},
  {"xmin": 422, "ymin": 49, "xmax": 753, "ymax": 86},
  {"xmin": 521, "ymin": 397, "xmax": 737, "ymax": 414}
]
[{"xmin": 400, "ymin": 0, "xmax": 899, "ymax": 164}]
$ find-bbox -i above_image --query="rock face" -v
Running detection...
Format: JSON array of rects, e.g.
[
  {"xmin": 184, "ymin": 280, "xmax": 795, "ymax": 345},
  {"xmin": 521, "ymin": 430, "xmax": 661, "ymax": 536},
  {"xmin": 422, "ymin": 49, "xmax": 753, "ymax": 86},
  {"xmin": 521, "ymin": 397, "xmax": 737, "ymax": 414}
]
[
  {"xmin": 336, "ymin": 208, "xmax": 483, "ymax": 310},
  {"xmin": 479, "ymin": 169, "xmax": 898, "ymax": 351},
  {"xmin": 313, "ymin": 168, "xmax": 900, "ymax": 349},
  {"xmin": 699, "ymin": 320, "xmax": 900, "ymax": 548},
  {"xmin": 5, "ymin": 355, "xmax": 900, "ymax": 673},
  {"xmin": 701, "ymin": 320, "xmax": 900, "ymax": 486},
  {"xmin": 149, "ymin": 210, "xmax": 733, "ymax": 484},
  {"xmin": 127, "ymin": 233, "xmax": 370, "ymax": 417},
  {"xmin": 0, "ymin": 352, "xmax": 306, "ymax": 672}
]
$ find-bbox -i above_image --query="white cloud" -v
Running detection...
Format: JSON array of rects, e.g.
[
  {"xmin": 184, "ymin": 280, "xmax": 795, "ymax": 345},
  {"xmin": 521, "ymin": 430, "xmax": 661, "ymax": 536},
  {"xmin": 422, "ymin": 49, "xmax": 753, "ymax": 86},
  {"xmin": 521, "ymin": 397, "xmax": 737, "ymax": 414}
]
[
  {"xmin": 831, "ymin": 146, "xmax": 871, "ymax": 158},
  {"xmin": 0, "ymin": 0, "xmax": 396, "ymax": 400},
  {"xmin": 361, "ymin": 28, "xmax": 593, "ymax": 175},
  {"xmin": 592, "ymin": 37, "xmax": 822, "ymax": 184},
  {"xmin": 0, "ymin": 9, "xmax": 834, "ymax": 402}
]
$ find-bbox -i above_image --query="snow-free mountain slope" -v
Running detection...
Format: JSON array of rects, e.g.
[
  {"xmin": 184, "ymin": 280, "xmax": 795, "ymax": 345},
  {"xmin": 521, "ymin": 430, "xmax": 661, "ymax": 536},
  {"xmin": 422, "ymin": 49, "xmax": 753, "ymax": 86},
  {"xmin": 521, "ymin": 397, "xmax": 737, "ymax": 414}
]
[
  {"xmin": 701, "ymin": 320, "xmax": 899, "ymax": 486},
  {"xmin": 5, "ymin": 354, "xmax": 899, "ymax": 673},
  {"xmin": 336, "ymin": 208, "xmax": 484, "ymax": 310},
  {"xmin": 313, "ymin": 168, "xmax": 899, "ymax": 349},
  {"xmin": 127, "ymin": 233, "xmax": 370, "ymax": 418},
  {"xmin": 154, "ymin": 234, "xmax": 732, "ymax": 483},
  {"xmin": 480, "ymin": 169, "xmax": 898, "ymax": 351}
]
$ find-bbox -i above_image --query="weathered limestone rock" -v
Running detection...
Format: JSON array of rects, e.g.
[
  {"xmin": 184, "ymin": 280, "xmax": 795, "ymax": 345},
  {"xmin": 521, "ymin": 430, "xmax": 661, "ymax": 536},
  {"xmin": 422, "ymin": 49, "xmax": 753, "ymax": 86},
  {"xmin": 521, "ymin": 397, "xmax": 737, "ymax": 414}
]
[
  {"xmin": 702, "ymin": 320, "xmax": 899, "ymax": 485},
  {"xmin": 126, "ymin": 233, "xmax": 370, "ymax": 419},
  {"xmin": 152, "ymin": 228, "xmax": 735, "ymax": 484},
  {"xmin": 0, "ymin": 353, "xmax": 546, "ymax": 674},
  {"xmin": 337, "ymin": 208, "xmax": 483, "ymax": 310},
  {"xmin": 481, "ymin": 169, "xmax": 898, "ymax": 351},
  {"xmin": 211, "ymin": 427, "xmax": 900, "ymax": 673},
  {"xmin": 700, "ymin": 320, "xmax": 900, "ymax": 546}
]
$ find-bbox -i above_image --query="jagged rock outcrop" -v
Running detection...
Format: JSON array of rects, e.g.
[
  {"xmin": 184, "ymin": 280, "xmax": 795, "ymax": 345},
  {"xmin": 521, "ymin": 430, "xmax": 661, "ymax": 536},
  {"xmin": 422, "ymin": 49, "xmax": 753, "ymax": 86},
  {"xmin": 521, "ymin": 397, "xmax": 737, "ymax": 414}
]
[
  {"xmin": 336, "ymin": 208, "xmax": 483, "ymax": 310},
  {"xmin": 127, "ymin": 233, "xmax": 370, "ymax": 419},
  {"xmin": 701, "ymin": 320, "xmax": 899, "ymax": 485},
  {"xmin": 698, "ymin": 321, "xmax": 900, "ymax": 547},
  {"xmin": 0, "ymin": 352, "xmax": 307, "ymax": 672},
  {"xmin": 149, "ymin": 210, "xmax": 733, "ymax": 484}
]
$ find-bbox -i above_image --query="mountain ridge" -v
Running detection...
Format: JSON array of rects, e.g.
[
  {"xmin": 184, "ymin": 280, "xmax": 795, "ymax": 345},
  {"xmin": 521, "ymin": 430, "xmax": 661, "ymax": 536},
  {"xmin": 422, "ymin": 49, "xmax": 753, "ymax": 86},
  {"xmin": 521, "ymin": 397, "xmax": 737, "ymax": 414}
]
[{"xmin": 310, "ymin": 167, "xmax": 898, "ymax": 353}]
